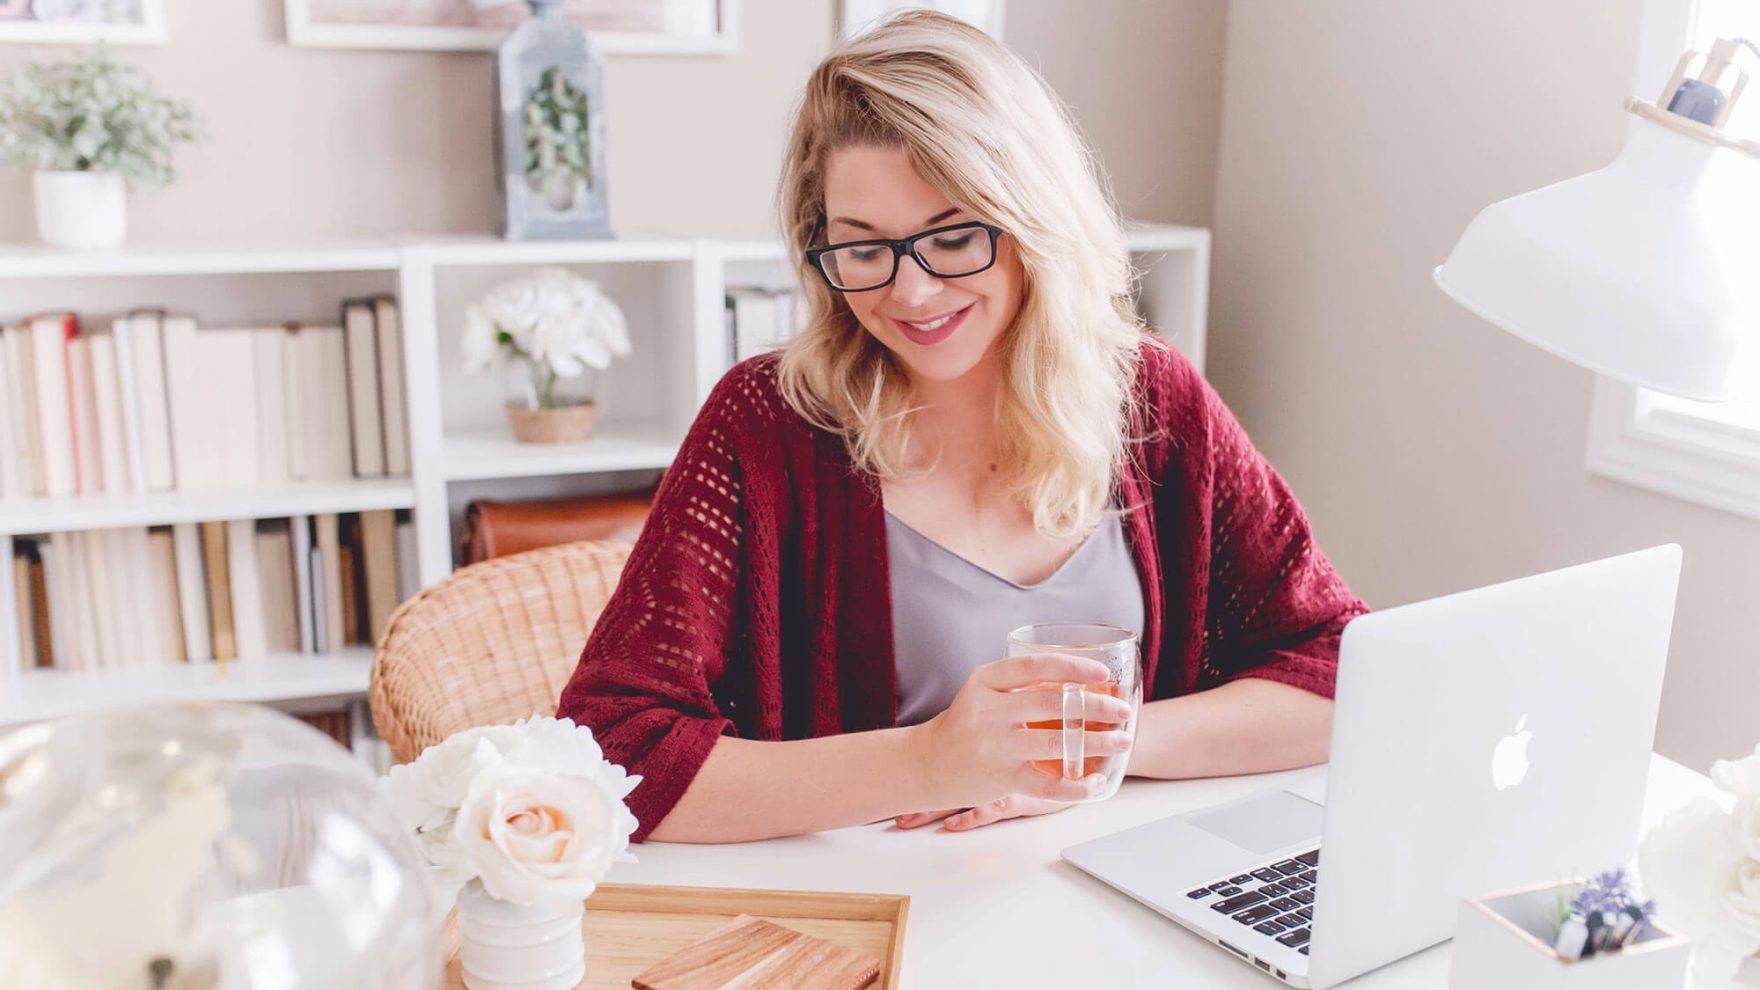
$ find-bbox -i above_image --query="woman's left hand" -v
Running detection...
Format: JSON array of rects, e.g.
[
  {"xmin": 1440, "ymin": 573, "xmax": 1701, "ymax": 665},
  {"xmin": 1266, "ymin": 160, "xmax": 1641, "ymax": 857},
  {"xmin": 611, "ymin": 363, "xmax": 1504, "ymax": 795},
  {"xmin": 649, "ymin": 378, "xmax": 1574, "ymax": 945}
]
[{"xmin": 893, "ymin": 794, "xmax": 1074, "ymax": 832}]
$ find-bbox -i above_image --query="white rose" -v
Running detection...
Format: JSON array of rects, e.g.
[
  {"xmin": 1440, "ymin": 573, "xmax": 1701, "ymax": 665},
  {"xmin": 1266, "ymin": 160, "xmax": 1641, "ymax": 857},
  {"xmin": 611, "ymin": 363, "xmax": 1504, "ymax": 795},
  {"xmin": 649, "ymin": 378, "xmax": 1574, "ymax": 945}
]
[
  {"xmin": 1639, "ymin": 797, "xmax": 1760, "ymax": 980},
  {"xmin": 1739, "ymin": 797, "xmax": 1760, "ymax": 864},
  {"xmin": 1713, "ymin": 745, "xmax": 1760, "ymax": 800},
  {"xmin": 380, "ymin": 725, "xmax": 523, "ymax": 880},
  {"xmin": 461, "ymin": 304, "xmax": 501, "ymax": 373},
  {"xmin": 452, "ymin": 764, "xmax": 639, "ymax": 908}
]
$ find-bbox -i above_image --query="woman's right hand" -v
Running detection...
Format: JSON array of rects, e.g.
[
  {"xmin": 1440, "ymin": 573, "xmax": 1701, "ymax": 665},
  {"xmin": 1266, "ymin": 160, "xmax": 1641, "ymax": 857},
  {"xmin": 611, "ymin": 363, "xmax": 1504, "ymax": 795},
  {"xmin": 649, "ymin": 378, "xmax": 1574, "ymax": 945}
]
[{"xmin": 910, "ymin": 653, "xmax": 1137, "ymax": 811}]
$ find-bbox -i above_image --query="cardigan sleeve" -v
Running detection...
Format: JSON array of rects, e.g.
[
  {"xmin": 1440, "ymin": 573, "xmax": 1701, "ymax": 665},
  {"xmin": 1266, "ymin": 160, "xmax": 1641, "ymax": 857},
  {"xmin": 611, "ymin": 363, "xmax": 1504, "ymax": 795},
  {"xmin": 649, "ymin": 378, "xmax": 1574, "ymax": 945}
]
[
  {"xmin": 1165, "ymin": 350, "xmax": 1368, "ymax": 698},
  {"xmin": 555, "ymin": 366, "xmax": 760, "ymax": 841}
]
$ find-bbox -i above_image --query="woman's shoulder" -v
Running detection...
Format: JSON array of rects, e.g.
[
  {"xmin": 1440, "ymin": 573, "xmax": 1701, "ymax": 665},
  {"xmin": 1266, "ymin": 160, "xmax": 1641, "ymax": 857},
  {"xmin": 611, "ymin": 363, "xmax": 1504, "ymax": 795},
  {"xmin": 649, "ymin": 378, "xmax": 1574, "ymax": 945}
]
[
  {"xmin": 693, "ymin": 352, "xmax": 824, "ymax": 453},
  {"xmin": 705, "ymin": 352, "xmax": 789, "ymax": 420},
  {"xmin": 1131, "ymin": 332, "xmax": 1209, "ymax": 433}
]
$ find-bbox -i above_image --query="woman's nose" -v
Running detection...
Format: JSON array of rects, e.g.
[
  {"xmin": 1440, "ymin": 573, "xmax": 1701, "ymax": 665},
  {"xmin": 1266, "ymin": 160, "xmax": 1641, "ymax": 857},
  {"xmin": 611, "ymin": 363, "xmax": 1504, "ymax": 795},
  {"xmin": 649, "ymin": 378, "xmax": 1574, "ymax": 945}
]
[{"xmin": 888, "ymin": 254, "xmax": 943, "ymax": 309}]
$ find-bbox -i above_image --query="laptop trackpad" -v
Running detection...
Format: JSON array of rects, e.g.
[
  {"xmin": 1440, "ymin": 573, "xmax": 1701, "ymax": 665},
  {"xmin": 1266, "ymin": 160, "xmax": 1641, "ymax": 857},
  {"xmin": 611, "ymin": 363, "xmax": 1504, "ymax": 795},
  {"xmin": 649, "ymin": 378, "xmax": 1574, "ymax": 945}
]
[{"xmin": 1188, "ymin": 790, "xmax": 1324, "ymax": 854}]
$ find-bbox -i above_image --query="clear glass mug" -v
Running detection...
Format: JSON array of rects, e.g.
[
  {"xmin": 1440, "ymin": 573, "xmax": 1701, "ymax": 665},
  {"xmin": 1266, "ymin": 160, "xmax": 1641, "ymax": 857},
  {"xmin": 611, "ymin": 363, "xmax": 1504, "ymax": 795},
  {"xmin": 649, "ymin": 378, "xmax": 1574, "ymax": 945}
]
[{"xmin": 1006, "ymin": 622, "xmax": 1143, "ymax": 802}]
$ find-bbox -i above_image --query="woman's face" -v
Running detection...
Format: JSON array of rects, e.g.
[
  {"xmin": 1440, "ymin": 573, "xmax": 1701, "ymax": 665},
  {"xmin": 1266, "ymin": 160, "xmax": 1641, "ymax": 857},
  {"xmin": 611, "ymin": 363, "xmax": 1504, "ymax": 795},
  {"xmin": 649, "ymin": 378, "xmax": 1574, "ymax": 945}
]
[{"xmin": 820, "ymin": 144, "xmax": 1024, "ymax": 388}]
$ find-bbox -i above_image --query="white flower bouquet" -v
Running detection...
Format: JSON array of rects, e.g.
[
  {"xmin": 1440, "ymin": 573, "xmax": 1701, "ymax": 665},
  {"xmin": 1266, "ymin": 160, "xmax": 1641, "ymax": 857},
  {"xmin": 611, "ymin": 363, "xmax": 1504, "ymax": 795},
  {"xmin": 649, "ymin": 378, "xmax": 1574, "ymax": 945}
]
[
  {"xmin": 1637, "ymin": 743, "xmax": 1760, "ymax": 980},
  {"xmin": 462, "ymin": 267, "xmax": 631, "ymax": 410},
  {"xmin": 380, "ymin": 716, "xmax": 641, "ymax": 910}
]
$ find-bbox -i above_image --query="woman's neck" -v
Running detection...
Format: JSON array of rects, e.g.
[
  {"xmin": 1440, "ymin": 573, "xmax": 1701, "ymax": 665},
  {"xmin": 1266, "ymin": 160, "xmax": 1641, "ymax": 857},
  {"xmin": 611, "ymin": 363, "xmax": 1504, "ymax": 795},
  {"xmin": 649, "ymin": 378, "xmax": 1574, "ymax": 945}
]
[{"xmin": 906, "ymin": 354, "xmax": 1005, "ymax": 475}]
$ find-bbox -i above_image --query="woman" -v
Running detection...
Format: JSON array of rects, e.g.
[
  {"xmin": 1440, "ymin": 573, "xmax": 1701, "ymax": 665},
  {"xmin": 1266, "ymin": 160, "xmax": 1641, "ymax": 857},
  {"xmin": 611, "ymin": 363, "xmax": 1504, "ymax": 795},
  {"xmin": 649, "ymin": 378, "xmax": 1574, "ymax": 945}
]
[{"xmin": 556, "ymin": 11, "xmax": 1365, "ymax": 843}]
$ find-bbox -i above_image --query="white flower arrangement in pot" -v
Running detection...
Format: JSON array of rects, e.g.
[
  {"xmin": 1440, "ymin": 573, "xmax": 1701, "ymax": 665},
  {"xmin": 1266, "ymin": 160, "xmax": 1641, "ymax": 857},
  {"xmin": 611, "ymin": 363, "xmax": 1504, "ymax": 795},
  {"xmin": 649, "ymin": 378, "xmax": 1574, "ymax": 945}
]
[
  {"xmin": 381, "ymin": 716, "xmax": 641, "ymax": 990},
  {"xmin": 1637, "ymin": 742, "xmax": 1760, "ymax": 984},
  {"xmin": 462, "ymin": 266, "xmax": 632, "ymax": 444},
  {"xmin": 0, "ymin": 45, "xmax": 203, "ymax": 250}
]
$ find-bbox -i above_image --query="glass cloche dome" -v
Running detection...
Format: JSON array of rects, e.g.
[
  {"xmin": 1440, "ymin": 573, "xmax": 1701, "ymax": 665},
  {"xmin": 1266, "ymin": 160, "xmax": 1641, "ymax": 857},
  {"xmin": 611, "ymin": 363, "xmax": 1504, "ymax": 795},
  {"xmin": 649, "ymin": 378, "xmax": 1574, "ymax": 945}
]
[{"xmin": 0, "ymin": 701, "xmax": 440, "ymax": 989}]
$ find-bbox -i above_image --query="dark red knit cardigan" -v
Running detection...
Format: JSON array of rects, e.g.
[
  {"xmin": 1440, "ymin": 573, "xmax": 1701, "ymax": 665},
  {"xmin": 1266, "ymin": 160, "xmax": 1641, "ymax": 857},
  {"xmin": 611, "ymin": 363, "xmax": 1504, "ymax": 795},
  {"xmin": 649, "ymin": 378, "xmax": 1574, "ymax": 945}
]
[{"xmin": 557, "ymin": 340, "xmax": 1367, "ymax": 840}]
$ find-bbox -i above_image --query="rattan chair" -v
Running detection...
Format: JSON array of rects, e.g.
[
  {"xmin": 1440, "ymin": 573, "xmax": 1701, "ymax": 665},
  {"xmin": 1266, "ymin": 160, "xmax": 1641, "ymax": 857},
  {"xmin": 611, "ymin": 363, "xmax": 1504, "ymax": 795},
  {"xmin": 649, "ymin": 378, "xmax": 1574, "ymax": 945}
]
[{"xmin": 370, "ymin": 539, "xmax": 632, "ymax": 763}]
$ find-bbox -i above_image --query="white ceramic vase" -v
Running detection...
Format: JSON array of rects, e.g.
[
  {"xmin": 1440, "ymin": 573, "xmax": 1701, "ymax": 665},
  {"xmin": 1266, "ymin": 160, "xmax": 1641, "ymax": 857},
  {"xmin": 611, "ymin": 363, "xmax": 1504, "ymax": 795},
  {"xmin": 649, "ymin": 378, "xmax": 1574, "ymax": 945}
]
[
  {"xmin": 455, "ymin": 882, "xmax": 585, "ymax": 990},
  {"xmin": 32, "ymin": 170, "xmax": 127, "ymax": 250}
]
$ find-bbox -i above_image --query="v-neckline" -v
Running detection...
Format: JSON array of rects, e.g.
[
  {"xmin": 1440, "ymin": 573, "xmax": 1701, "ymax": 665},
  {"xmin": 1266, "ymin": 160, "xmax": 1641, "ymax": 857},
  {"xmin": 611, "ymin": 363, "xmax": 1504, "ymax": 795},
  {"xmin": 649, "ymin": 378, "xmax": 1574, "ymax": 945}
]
[{"xmin": 881, "ymin": 508, "xmax": 1107, "ymax": 591}]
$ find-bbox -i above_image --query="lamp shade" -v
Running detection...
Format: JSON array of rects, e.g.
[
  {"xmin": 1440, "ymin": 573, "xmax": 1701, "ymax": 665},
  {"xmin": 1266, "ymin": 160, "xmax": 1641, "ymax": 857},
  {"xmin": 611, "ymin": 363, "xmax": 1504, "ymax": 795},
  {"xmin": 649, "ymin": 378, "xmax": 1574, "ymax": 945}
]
[{"xmin": 1434, "ymin": 111, "xmax": 1760, "ymax": 401}]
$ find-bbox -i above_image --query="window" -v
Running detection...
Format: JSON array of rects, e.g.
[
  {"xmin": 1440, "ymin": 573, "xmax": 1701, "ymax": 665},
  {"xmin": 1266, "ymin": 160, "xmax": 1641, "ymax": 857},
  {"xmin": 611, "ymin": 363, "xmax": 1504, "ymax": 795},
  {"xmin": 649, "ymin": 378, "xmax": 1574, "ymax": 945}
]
[{"xmin": 1586, "ymin": 0, "xmax": 1760, "ymax": 519}]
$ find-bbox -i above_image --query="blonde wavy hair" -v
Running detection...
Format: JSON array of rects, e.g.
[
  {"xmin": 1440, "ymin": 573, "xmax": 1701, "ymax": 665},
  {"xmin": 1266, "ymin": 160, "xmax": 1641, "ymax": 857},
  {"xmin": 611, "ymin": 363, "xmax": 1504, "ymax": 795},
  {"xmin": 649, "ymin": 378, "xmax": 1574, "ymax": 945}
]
[{"xmin": 775, "ymin": 9, "xmax": 1152, "ymax": 540}]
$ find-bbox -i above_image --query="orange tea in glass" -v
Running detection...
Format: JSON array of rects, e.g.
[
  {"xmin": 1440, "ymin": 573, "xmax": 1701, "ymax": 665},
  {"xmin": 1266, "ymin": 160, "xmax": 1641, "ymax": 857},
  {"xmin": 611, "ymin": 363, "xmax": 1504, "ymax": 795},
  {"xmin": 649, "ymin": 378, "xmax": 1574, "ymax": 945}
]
[{"xmin": 1007, "ymin": 622, "xmax": 1142, "ymax": 802}]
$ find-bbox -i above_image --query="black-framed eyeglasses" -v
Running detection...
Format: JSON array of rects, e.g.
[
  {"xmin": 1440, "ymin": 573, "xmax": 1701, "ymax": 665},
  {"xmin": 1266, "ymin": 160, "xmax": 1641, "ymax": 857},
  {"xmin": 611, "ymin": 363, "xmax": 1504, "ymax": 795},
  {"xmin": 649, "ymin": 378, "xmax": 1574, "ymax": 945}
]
[{"xmin": 804, "ymin": 218, "xmax": 1004, "ymax": 292}]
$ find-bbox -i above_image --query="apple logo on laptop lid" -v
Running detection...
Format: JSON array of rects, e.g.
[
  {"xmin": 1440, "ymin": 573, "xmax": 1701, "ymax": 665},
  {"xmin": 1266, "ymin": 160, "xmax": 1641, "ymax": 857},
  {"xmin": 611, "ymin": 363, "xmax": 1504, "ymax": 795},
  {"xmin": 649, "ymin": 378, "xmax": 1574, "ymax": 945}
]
[{"xmin": 1492, "ymin": 714, "xmax": 1533, "ymax": 791}]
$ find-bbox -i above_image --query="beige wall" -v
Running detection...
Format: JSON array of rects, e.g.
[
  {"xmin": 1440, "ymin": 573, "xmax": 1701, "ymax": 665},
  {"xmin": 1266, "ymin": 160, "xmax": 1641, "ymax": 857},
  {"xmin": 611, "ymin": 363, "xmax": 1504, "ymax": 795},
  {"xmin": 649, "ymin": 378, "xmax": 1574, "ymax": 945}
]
[
  {"xmin": 1209, "ymin": 0, "xmax": 1760, "ymax": 770},
  {"xmin": 0, "ymin": 0, "xmax": 1224, "ymax": 242}
]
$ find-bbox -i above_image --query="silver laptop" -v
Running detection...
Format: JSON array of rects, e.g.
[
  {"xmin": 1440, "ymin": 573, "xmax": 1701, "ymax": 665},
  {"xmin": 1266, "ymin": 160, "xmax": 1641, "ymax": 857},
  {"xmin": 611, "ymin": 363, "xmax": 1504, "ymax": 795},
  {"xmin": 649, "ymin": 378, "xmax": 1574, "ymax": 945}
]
[{"xmin": 1061, "ymin": 545, "xmax": 1681, "ymax": 988}]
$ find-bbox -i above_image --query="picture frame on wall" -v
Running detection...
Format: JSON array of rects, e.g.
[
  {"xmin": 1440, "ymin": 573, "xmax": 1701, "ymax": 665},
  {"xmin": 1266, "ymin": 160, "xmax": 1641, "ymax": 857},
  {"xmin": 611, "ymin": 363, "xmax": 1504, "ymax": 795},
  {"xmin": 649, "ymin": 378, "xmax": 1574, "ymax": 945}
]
[
  {"xmin": 0, "ymin": 0, "xmax": 166, "ymax": 45},
  {"xmin": 284, "ymin": 0, "xmax": 737, "ymax": 56},
  {"xmin": 840, "ymin": 0, "xmax": 1003, "ymax": 40}
]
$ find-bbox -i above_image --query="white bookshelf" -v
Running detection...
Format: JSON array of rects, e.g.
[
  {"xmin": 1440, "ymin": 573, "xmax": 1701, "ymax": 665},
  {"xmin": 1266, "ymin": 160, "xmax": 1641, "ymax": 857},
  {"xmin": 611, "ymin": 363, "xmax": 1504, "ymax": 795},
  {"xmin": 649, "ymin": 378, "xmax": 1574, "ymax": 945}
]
[
  {"xmin": 0, "ymin": 649, "xmax": 374, "ymax": 726},
  {"xmin": 0, "ymin": 224, "xmax": 1209, "ymax": 726},
  {"xmin": 0, "ymin": 478, "xmax": 416, "ymax": 536}
]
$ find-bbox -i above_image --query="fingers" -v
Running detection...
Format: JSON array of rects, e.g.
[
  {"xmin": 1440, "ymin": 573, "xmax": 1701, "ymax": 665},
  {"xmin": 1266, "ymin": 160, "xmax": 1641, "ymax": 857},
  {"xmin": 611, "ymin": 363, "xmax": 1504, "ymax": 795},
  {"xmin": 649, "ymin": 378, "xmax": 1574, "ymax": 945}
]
[
  {"xmin": 974, "ymin": 653, "xmax": 1111, "ymax": 692},
  {"xmin": 1017, "ymin": 727, "xmax": 1134, "ymax": 764},
  {"xmin": 943, "ymin": 797, "xmax": 1015, "ymax": 831},
  {"xmin": 1027, "ymin": 770, "xmax": 1109, "ymax": 803},
  {"xmin": 893, "ymin": 809, "xmax": 960, "ymax": 830},
  {"xmin": 1003, "ymin": 686, "xmax": 1135, "ymax": 725}
]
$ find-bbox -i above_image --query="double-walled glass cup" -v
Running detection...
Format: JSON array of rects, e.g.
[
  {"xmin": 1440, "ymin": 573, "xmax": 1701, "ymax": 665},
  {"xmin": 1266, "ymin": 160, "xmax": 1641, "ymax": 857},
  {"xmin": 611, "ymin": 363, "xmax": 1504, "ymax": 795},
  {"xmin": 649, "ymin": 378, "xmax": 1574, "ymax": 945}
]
[{"xmin": 1006, "ymin": 622, "xmax": 1143, "ymax": 802}]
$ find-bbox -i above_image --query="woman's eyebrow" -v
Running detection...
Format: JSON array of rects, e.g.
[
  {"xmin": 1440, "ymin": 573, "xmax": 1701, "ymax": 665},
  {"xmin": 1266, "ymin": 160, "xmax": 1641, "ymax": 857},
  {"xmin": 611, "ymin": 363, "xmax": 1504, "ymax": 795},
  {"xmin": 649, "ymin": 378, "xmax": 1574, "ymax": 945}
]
[{"xmin": 829, "ymin": 207, "xmax": 964, "ymax": 233}]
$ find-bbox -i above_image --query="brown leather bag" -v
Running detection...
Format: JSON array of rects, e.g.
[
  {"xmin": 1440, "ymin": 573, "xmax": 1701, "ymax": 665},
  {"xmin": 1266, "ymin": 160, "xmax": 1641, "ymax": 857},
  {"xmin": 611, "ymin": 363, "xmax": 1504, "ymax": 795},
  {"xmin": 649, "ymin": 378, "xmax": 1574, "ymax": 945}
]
[{"xmin": 461, "ymin": 489, "xmax": 655, "ymax": 564}]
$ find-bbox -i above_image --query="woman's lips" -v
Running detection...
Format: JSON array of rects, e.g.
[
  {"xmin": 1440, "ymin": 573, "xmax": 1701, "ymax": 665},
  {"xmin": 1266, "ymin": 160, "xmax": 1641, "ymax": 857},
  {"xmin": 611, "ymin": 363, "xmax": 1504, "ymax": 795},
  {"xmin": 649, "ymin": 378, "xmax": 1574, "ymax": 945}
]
[{"xmin": 892, "ymin": 303, "xmax": 973, "ymax": 346}]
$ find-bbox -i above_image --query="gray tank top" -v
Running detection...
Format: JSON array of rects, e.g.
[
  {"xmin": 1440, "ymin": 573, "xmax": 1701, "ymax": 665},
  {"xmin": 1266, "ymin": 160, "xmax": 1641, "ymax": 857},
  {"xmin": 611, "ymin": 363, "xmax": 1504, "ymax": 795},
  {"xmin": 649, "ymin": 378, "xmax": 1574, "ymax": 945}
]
[{"xmin": 886, "ymin": 510, "xmax": 1146, "ymax": 726}]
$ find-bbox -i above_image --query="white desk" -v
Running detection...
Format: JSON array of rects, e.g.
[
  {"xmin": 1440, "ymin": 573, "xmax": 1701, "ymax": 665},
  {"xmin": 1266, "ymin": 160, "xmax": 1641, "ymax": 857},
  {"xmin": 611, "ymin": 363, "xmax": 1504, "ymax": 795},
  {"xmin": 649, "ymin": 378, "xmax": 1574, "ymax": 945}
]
[{"xmin": 615, "ymin": 754, "xmax": 1736, "ymax": 988}]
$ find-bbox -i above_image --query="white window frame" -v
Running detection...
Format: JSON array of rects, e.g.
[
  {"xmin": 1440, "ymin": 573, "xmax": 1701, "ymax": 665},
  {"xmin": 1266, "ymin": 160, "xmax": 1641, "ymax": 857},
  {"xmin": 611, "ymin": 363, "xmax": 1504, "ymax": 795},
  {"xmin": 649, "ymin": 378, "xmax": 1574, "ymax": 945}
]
[{"xmin": 1584, "ymin": 0, "xmax": 1760, "ymax": 520}]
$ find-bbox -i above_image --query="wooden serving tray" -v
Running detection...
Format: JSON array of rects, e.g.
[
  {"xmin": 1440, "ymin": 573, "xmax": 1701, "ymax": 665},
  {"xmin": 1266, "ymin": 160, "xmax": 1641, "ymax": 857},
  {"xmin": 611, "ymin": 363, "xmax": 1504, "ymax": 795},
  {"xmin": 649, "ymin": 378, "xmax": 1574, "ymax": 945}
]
[{"xmin": 440, "ymin": 883, "xmax": 909, "ymax": 990}]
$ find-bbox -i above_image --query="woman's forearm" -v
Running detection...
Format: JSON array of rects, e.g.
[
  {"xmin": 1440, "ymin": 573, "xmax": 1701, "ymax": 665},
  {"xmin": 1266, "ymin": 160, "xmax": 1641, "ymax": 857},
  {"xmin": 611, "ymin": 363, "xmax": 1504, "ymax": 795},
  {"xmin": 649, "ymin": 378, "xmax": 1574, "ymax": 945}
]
[
  {"xmin": 1129, "ymin": 678, "xmax": 1333, "ymax": 779},
  {"xmin": 647, "ymin": 725, "xmax": 940, "ymax": 843}
]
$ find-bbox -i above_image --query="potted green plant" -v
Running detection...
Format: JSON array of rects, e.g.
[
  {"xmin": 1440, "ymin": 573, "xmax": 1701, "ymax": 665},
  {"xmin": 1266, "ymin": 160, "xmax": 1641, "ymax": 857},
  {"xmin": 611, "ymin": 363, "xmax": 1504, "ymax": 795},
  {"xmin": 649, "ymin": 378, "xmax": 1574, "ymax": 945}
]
[{"xmin": 0, "ymin": 45, "xmax": 203, "ymax": 250}]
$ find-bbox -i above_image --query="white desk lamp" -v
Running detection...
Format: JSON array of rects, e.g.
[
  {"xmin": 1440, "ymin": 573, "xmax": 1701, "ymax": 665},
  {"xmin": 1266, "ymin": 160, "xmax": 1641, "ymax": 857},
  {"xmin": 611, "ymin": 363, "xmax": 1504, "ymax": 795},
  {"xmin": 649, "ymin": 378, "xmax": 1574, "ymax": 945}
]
[{"xmin": 1434, "ymin": 38, "xmax": 1760, "ymax": 401}]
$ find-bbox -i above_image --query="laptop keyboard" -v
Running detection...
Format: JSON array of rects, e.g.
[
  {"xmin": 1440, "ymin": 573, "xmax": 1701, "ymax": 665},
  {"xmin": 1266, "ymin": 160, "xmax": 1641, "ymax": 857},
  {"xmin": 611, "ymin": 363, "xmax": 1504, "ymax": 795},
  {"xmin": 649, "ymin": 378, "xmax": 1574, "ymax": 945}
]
[{"xmin": 1184, "ymin": 848, "xmax": 1320, "ymax": 956}]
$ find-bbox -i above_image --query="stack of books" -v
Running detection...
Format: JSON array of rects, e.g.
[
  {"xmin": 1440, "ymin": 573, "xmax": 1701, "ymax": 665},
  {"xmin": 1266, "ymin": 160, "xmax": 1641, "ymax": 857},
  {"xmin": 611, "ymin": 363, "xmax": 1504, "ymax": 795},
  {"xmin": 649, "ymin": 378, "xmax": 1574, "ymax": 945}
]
[
  {"xmin": 9, "ymin": 510, "xmax": 418, "ymax": 671},
  {"xmin": 0, "ymin": 297, "xmax": 410, "ymax": 499},
  {"xmin": 725, "ymin": 287, "xmax": 809, "ymax": 364}
]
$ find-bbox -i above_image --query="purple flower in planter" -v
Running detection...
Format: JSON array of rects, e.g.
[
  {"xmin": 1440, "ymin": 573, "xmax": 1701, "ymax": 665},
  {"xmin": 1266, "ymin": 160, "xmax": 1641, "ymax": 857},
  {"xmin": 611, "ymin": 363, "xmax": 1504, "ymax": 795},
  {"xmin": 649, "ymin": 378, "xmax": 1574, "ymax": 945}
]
[{"xmin": 1566, "ymin": 869, "xmax": 1658, "ymax": 954}]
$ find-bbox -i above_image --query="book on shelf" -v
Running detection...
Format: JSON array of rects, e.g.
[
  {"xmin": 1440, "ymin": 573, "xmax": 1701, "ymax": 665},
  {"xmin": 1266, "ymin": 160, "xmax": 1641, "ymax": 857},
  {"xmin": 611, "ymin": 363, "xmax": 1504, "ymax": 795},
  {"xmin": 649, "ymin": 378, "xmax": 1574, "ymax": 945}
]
[
  {"xmin": 257, "ymin": 520, "xmax": 301, "ymax": 655},
  {"xmin": 0, "ymin": 301, "xmax": 410, "ymax": 502},
  {"xmin": 2, "ymin": 321, "xmax": 48, "ymax": 497},
  {"xmin": 88, "ymin": 331, "xmax": 131, "ymax": 496},
  {"xmin": 65, "ymin": 335, "xmax": 100, "ymax": 496},
  {"xmin": 291, "ymin": 513, "xmax": 316, "ymax": 654},
  {"xmin": 172, "ymin": 521, "xmax": 213, "ymax": 662},
  {"xmin": 374, "ymin": 296, "xmax": 411, "ymax": 477},
  {"xmin": 79, "ymin": 529, "xmax": 120, "ymax": 668},
  {"xmin": 10, "ymin": 512, "xmax": 411, "ymax": 673},
  {"xmin": 201, "ymin": 520, "xmax": 237, "ymax": 662},
  {"xmin": 116, "ymin": 310, "xmax": 176, "ymax": 492},
  {"xmin": 254, "ymin": 328, "xmax": 292, "ymax": 488},
  {"xmin": 315, "ymin": 512, "xmax": 344, "ymax": 654},
  {"xmin": 226, "ymin": 517, "xmax": 269, "ymax": 661},
  {"xmin": 147, "ymin": 527, "xmax": 186, "ymax": 663},
  {"xmin": 11, "ymin": 546, "xmax": 39, "ymax": 669},
  {"xmin": 725, "ymin": 286, "xmax": 808, "ymax": 365},
  {"xmin": 0, "ymin": 336, "xmax": 21, "ymax": 500},
  {"xmin": 342, "ymin": 299, "xmax": 385, "ymax": 479},
  {"xmin": 215, "ymin": 330, "xmax": 262, "ymax": 490},
  {"xmin": 28, "ymin": 313, "xmax": 77, "ymax": 497}
]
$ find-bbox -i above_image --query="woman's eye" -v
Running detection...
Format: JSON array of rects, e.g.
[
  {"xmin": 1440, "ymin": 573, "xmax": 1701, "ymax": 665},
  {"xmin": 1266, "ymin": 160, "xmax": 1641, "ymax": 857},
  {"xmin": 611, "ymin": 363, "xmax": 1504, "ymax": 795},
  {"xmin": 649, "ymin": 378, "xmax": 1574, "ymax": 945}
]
[
  {"xmin": 929, "ymin": 233, "xmax": 975, "ymax": 250},
  {"xmin": 850, "ymin": 247, "xmax": 886, "ymax": 262}
]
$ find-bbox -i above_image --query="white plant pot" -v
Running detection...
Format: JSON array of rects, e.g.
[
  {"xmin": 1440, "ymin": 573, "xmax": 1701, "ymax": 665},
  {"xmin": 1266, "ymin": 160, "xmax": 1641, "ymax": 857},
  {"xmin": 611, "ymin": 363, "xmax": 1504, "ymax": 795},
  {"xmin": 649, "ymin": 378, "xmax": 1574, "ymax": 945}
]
[
  {"xmin": 33, "ymin": 170, "xmax": 127, "ymax": 250},
  {"xmin": 455, "ymin": 883, "xmax": 585, "ymax": 990}
]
